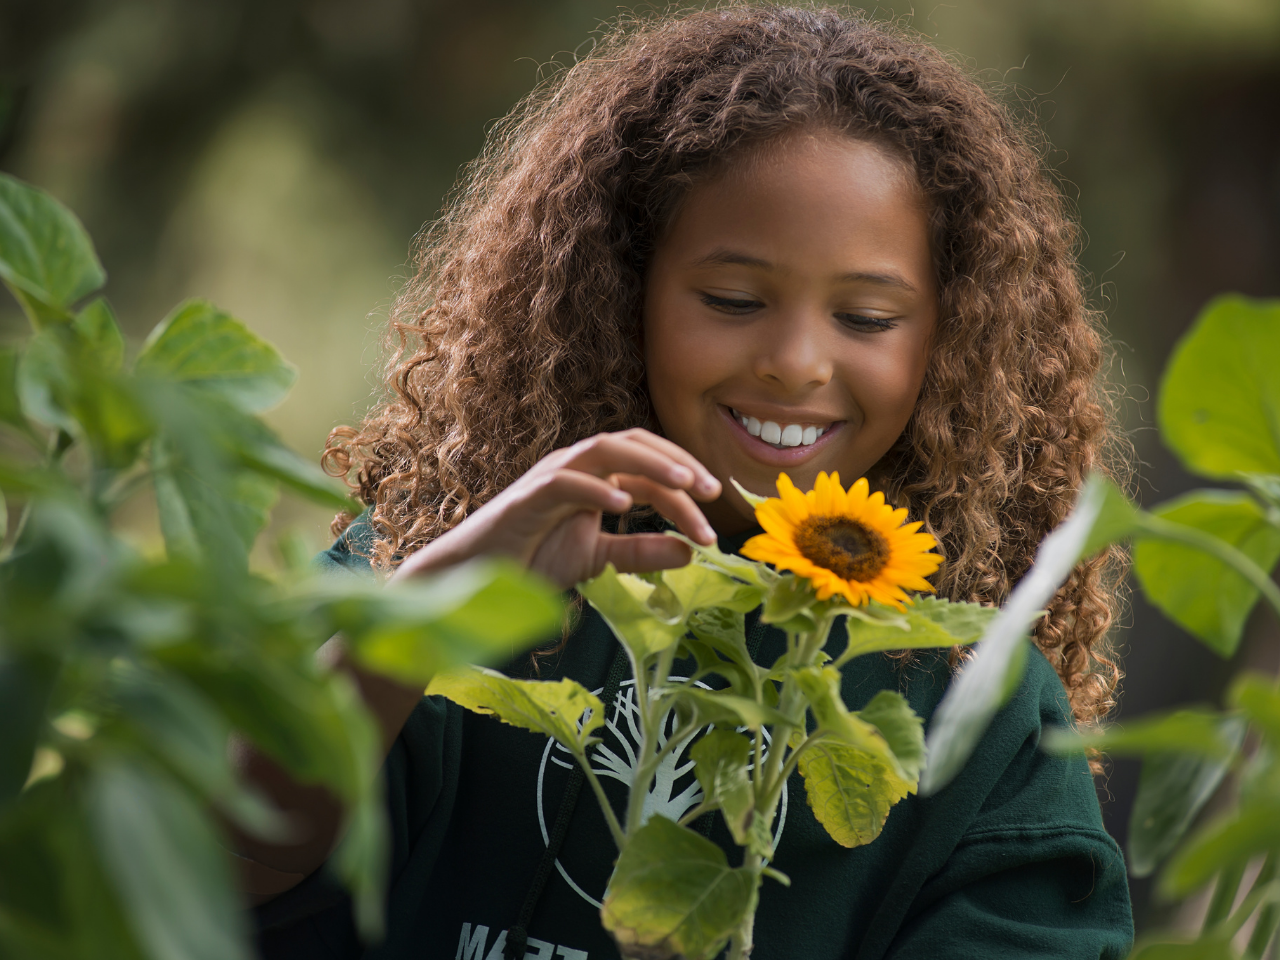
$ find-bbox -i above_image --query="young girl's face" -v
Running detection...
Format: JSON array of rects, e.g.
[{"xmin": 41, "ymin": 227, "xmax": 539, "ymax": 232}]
[{"xmin": 643, "ymin": 130, "xmax": 938, "ymax": 534}]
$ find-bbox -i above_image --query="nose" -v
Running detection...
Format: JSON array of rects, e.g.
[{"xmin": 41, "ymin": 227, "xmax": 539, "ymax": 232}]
[{"xmin": 751, "ymin": 309, "xmax": 834, "ymax": 392}]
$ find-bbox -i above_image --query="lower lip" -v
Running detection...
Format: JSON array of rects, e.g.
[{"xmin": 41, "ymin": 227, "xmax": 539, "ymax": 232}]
[{"xmin": 719, "ymin": 405, "xmax": 842, "ymax": 466}]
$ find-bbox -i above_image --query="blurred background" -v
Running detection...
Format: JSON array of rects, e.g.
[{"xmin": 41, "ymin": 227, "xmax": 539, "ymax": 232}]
[{"xmin": 1, "ymin": 0, "xmax": 1277, "ymax": 936}]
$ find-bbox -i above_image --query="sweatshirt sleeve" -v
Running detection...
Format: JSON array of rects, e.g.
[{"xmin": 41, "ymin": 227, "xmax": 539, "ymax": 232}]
[{"xmin": 884, "ymin": 657, "xmax": 1133, "ymax": 960}]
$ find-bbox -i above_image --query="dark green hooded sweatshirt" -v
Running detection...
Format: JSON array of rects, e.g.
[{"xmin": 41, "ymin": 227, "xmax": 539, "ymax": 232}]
[{"xmin": 255, "ymin": 513, "xmax": 1133, "ymax": 960}]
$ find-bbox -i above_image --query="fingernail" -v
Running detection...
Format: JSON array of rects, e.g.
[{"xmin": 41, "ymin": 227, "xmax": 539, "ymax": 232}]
[
  {"xmin": 698, "ymin": 476, "xmax": 720, "ymax": 495},
  {"xmin": 701, "ymin": 522, "xmax": 716, "ymax": 543},
  {"xmin": 670, "ymin": 465, "xmax": 694, "ymax": 485}
]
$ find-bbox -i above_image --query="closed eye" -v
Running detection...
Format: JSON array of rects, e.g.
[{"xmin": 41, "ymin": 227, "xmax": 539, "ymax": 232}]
[
  {"xmin": 838, "ymin": 313, "xmax": 898, "ymax": 332},
  {"xmin": 700, "ymin": 293, "xmax": 762, "ymax": 314}
]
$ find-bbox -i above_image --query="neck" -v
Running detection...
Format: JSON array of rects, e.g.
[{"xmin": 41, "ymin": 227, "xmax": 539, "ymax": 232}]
[{"xmin": 701, "ymin": 497, "xmax": 757, "ymax": 537}]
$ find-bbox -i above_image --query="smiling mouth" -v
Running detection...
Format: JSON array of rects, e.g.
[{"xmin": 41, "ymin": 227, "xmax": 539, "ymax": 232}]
[{"xmin": 729, "ymin": 407, "xmax": 834, "ymax": 449}]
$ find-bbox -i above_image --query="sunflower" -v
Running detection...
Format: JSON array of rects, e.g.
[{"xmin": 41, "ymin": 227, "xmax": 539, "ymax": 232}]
[{"xmin": 741, "ymin": 472, "xmax": 941, "ymax": 610}]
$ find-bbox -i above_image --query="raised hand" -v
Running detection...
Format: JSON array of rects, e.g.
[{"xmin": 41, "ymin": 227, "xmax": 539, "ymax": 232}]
[{"xmin": 392, "ymin": 429, "xmax": 722, "ymax": 589}]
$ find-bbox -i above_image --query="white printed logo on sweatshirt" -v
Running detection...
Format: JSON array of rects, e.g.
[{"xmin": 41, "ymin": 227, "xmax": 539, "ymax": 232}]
[
  {"xmin": 454, "ymin": 922, "xmax": 586, "ymax": 960},
  {"xmin": 536, "ymin": 677, "xmax": 788, "ymax": 908}
]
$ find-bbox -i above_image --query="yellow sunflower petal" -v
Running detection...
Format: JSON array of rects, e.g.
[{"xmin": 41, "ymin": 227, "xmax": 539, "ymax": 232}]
[{"xmin": 748, "ymin": 471, "xmax": 941, "ymax": 609}]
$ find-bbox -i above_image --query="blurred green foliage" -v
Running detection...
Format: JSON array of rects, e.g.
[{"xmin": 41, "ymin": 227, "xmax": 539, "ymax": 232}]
[
  {"xmin": 0, "ymin": 172, "xmax": 561, "ymax": 960},
  {"xmin": 923, "ymin": 294, "xmax": 1280, "ymax": 958},
  {"xmin": 0, "ymin": 0, "xmax": 1277, "ymax": 938}
]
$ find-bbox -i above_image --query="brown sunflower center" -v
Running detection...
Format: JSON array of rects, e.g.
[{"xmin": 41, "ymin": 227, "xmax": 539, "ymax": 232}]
[{"xmin": 794, "ymin": 516, "xmax": 890, "ymax": 582}]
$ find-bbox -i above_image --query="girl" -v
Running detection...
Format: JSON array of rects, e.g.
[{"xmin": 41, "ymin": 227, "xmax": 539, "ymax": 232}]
[{"xmin": 242, "ymin": 6, "xmax": 1133, "ymax": 958}]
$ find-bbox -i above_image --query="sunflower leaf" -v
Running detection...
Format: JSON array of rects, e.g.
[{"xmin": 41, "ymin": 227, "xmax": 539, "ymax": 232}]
[
  {"xmin": 691, "ymin": 730, "xmax": 755, "ymax": 846},
  {"xmin": 791, "ymin": 665, "xmax": 914, "ymax": 783},
  {"xmin": 665, "ymin": 531, "xmax": 775, "ymax": 587},
  {"xmin": 601, "ymin": 815, "xmax": 758, "ymax": 960},
  {"xmin": 794, "ymin": 732, "xmax": 915, "ymax": 849},
  {"xmin": 578, "ymin": 563, "xmax": 689, "ymax": 664},
  {"xmin": 761, "ymin": 574, "xmax": 820, "ymax": 628},
  {"xmin": 835, "ymin": 597, "xmax": 996, "ymax": 665},
  {"xmin": 730, "ymin": 477, "xmax": 768, "ymax": 508},
  {"xmin": 660, "ymin": 562, "xmax": 764, "ymax": 615},
  {"xmin": 425, "ymin": 665, "xmax": 604, "ymax": 753}
]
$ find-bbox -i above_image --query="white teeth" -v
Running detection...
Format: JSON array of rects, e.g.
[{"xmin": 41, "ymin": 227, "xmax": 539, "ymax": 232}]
[{"xmin": 732, "ymin": 408, "xmax": 830, "ymax": 448}]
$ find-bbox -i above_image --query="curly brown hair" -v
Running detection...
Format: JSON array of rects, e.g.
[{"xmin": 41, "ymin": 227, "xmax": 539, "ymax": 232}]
[{"xmin": 324, "ymin": 3, "xmax": 1129, "ymax": 732}]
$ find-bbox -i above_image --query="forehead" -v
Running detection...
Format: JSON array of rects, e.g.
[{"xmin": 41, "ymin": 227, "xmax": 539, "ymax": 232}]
[{"xmin": 656, "ymin": 130, "xmax": 933, "ymax": 283}]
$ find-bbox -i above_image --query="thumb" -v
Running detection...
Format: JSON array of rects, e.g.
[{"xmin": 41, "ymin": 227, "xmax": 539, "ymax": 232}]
[{"xmin": 594, "ymin": 532, "xmax": 692, "ymax": 575}]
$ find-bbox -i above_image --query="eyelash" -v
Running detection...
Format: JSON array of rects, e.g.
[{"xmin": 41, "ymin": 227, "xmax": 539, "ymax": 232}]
[{"xmin": 699, "ymin": 293, "xmax": 899, "ymax": 331}]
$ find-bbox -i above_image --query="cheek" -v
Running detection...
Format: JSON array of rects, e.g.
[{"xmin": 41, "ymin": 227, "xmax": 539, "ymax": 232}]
[
  {"xmin": 644, "ymin": 295, "xmax": 734, "ymax": 402},
  {"xmin": 846, "ymin": 338, "xmax": 932, "ymax": 427}
]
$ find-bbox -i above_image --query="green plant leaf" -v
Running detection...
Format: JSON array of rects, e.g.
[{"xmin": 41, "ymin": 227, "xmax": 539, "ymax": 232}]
[
  {"xmin": 74, "ymin": 297, "xmax": 125, "ymax": 373},
  {"xmin": 666, "ymin": 531, "xmax": 774, "ymax": 587},
  {"xmin": 1128, "ymin": 934, "xmax": 1238, "ymax": 960},
  {"xmin": 135, "ymin": 300, "xmax": 296, "ymax": 414},
  {"xmin": 792, "ymin": 666, "xmax": 913, "ymax": 782},
  {"xmin": 15, "ymin": 325, "xmax": 150, "ymax": 467},
  {"xmin": 691, "ymin": 730, "xmax": 754, "ymax": 845},
  {"xmin": 660, "ymin": 562, "xmax": 764, "ymax": 615},
  {"xmin": 601, "ymin": 814, "xmax": 758, "ymax": 960},
  {"xmin": 426, "ymin": 665, "xmax": 604, "ymax": 752},
  {"xmin": 1043, "ymin": 708, "xmax": 1243, "ymax": 760},
  {"xmin": 686, "ymin": 607, "xmax": 754, "ymax": 671},
  {"xmin": 0, "ymin": 651, "xmax": 58, "ymax": 807},
  {"xmin": 236, "ymin": 429, "xmax": 351, "ymax": 510},
  {"xmin": 111, "ymin": 663, "xmax": 288, "ymax": 840},
  {"xmin": 761, "ymin": 574, "xmax": 820, "ymax": 629},
  {"xmin": 1231, "ymin": 672, "xmax": 1280, "ymax": 742},
  {"xmin": 795, "ymin": 734, "xmax": 914, "ymax": 849},
  {"xmin": 328, "ymin": 787, "xmax": 389, "ymax": 940},
  {"xmin": 670, "ymin": 686, "xmax": 788, "ymax": 732},
  {"xmin": 1050, "ymin": 709, "xmax": 1253, "ymax": 878},
  {"xmin": 858, "ymin": 690, "xmax": 926, "ymax": 782},
  {"xmin": 16, "ymin": 329, "xmax": 77, "ymax": 433},
  {"xmin": 1127, "ymin": 719, "xmax": 1246, "ymax": 878},
  {"xmin": 0, "ymin": 174, "xmax": 105, "ymax": 319},
  {"xmin": 0, "ymin": 346, "xmax": 27, "ymax": 431},
  {"xmin": 161, "ymin": 650, "xmax": 375, "ymax": 806},
  {"xmin": 730, "ymin": 477, "xmax": 768, "ymax": 508},
  {"xmin": 336, "ymin": 559, "xmax": 562, "ymax": 682},
  {"xmin": 1162, "ymin": 804, "xmax": 1280, "ymax": 898},
  {"xmin": 1159, "ymin": 295, "xmax": 1280, "ymax": 478},
  {"xmin": 579, "ymin": 564, "xmax": 688, "ymax": 663},
  {"xmin": 920, "ymin": 473, "xmax": 1135, "ymax": 795},
  {"xmin": 837, "ymin": 597, "xmax": 996, "ymax": 664},
  {"xmin": 1242, "ymin": 473, "xmax": 1280, "ymax": 512},
  {"xmin": 1133, "ymin": 491, "xmax": 1280, "ymax": 657},
  {"xmin": 88, "ymin": 758, "xmax": 251, "ymax": 960}
]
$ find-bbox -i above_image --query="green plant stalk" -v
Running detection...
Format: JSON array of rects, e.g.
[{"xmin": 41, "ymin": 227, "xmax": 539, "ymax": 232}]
[
  {"xmin": 1212, "ymin": 878, "xmax": 1280, "ymax": 943},
  {"xmin": 1204, "ymin": 860, "xmax": 1248, "ymax": 929},
  {"xmin": 1245, "ymin": 853, "xmax": 1280, "ymax": 960},
  {"xmin": 2, "ymin": 428, "xmax": 74, "ymax": 560},
  {"xmin": 729, "ymin": 616, "xmax": 833, "ymax": 960},
  {"xmin": 726, "ymin": 850, "xmax": 763, "ymax": 960},
  {"xmin": 1138, "ymin": 513, "xmax": 1280, "ymax": 624},
  {"xmin": 578, "ymin": 751, "xmax": 626, "ymax": 849}
]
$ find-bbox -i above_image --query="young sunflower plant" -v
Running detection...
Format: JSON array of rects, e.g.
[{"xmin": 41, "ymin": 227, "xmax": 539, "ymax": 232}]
[{"xmin": 429, "ymin": 470, "xmax": 998, "ymax": 960}]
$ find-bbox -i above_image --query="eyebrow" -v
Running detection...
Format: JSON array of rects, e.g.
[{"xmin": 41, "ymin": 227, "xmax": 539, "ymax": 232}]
[{"xmin": 690, "ymin": 249, "xmax": 920, "ymax": 293}]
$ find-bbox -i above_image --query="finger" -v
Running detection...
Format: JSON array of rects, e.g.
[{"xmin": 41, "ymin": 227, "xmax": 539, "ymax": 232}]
[
  {"xmin": 595, "ymin": 532, "xmax": 693, "ymax": 574},
  {"xmin": 561, "ymin": 432, "xmax": 720, "ymax": 500},
  {"xmin": 614, "ymin": 474, "xmax": 715, "ymax": 544},
  {"xmin": 618, "ymin": 429, "xmax": 722, "ymax": 500},
  {"xmin": 518, "ymin": 470, "xmax": 634, "ymax": 523}
]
